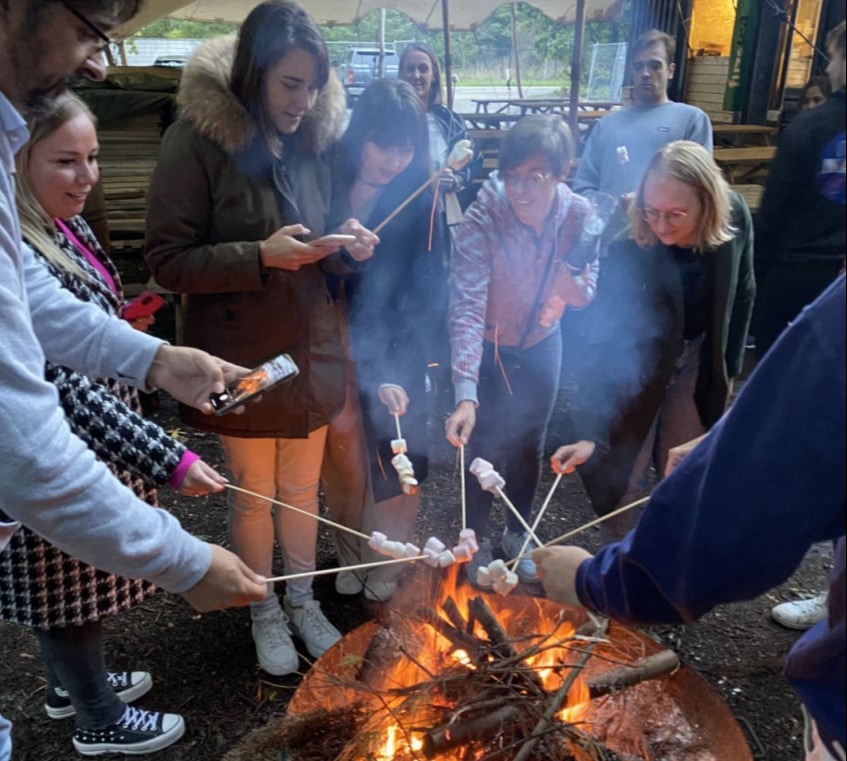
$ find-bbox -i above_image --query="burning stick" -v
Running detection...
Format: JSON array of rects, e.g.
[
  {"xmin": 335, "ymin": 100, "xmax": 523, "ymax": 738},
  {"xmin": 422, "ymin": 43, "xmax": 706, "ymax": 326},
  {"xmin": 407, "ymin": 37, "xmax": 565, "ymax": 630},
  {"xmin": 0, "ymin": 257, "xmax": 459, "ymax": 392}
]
[
  {"xmin": 225, "ymin": 483, "xmax": 370, "ymax": 541},
  {"xmin": 262, "ymin": 554, "xmax": 425, "ymax": 584}
]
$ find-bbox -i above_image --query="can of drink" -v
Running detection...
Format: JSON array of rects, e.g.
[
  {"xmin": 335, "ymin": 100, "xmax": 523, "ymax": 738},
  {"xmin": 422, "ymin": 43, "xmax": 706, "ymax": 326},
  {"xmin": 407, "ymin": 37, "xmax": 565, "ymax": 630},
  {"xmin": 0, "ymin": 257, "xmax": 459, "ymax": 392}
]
[{"xmin": 209, "ymin": 353, "xmax": 299, "ymax": 415}]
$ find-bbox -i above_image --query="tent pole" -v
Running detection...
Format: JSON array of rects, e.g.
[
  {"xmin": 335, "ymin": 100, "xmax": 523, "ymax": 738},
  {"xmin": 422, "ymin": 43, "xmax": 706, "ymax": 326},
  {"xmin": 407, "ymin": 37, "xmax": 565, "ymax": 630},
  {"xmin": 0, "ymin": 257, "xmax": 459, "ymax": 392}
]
[
  {"xmin": 441, "ymin": 0, "xmax": 454, "ymax": 109},
  {"xmin": 568, "ymin": 0, "xmax": 587, "ymax": 137},
  {"xmin": 511, "ymin": 0, "xmax": 523, "ymax": 98}
]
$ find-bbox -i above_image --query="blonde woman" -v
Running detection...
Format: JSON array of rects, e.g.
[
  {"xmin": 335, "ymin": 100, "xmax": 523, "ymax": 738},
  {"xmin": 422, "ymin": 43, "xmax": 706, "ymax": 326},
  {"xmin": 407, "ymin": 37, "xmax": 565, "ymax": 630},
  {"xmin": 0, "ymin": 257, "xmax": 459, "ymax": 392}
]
[{"xmin": 555, "ymin": 140, "xmax": 755, "ymax": 540}]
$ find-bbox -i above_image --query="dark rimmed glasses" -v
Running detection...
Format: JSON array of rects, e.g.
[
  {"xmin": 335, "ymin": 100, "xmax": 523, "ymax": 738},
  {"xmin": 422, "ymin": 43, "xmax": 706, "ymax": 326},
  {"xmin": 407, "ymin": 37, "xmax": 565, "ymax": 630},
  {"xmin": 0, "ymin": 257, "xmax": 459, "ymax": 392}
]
[{"xmin": 59, "ymin": 1, "xmax": 113, "ymax": 54}]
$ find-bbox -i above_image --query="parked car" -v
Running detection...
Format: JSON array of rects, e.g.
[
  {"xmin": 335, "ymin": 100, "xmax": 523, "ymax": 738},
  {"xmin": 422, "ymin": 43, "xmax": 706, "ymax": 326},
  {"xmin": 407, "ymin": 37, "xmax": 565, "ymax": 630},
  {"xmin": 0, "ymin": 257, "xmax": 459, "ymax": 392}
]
[
  {"xmin": 338, "ymin": 47, "xmax": 399, "ymax": 103},
  {"xmin": 153, "ymin": 55, "xmax": 188, "ymax": 68}
]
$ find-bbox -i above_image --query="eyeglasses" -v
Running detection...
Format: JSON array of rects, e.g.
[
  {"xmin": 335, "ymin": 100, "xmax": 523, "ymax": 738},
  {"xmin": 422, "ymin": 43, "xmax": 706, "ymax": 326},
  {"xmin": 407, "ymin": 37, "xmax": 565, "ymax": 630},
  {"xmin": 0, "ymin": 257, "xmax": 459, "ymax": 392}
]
[
  {"xmin": 59, "ymin": 0, "xmax": 113, "ymax": 54},
  {"xmin": 501, "ymin": 171, "xmax": 553, "ymax": 191},
  {"xmin": 640, "ymin": 207, "xmax": 689, "ymax": 226}
]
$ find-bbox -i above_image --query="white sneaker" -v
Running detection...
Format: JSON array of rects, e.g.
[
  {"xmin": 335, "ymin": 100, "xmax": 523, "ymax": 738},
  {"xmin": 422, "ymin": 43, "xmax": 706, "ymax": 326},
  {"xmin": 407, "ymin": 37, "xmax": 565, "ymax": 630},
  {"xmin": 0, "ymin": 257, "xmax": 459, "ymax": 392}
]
[
  {"xmin": 335, "ymin": 569, "xmax": 363, "ymax": 595},
  {"xmin": 283, "ymin": 597, "xmax": 342, "ymax": 659},
  {"xmin": 251, "ymin": 608, "xmax": 299, "ymax": 675},
  {"xmin": 771, "ymin": 592, "xmax": 828, "ymax": 631}
]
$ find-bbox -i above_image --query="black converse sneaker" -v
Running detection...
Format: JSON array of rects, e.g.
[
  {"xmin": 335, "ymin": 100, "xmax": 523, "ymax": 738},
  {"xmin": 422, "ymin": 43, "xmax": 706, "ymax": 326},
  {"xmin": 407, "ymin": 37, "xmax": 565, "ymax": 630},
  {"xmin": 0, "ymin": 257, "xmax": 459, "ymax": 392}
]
[
  {"xmin": 72, "ymin": 705, "xmax": 185, "ymax": 756},
  {"xmin": 45, "ymin": 671, "xmax": 153, "ymax": 720}
]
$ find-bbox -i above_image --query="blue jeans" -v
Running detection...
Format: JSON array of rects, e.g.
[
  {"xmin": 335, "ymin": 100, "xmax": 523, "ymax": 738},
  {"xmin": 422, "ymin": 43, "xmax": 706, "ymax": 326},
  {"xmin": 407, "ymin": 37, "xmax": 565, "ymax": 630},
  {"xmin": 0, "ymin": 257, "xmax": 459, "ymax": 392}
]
[
  {"xmin": 0, "ymin": 711, "xmax": 11, "ymax": 761},
  {"xmin": 466, "ymin": 332, "xmax": 562, "ymax": 537},
  {"xmin": 36, "ymin": 619, "xmax": 125, "ymax": 730}
]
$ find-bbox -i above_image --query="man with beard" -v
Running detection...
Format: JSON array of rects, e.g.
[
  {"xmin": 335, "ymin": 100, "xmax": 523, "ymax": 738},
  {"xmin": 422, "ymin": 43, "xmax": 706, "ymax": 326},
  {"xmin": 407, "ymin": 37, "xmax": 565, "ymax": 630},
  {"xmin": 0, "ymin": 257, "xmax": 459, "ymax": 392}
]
[{"xmin": 0, "ymin": 3, "xmax": 266, "ymax": 757}]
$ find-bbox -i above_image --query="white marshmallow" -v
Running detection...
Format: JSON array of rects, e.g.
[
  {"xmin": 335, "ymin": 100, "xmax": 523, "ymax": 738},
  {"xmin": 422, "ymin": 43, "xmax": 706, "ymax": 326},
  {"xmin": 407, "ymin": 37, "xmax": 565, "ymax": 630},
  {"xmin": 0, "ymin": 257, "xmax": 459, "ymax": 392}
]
[
  {"xmin": 423, "ymin": 547, "xmax": 441, "ymax": 567},
  {"xmin": 403, "ymin": 542, "xmax": 421, "ymax": 558},
  {"xmin": 469, "ymin": 457, "xmax": 493, "ymax": 477},
  {"xmin": 616, "ymin": 145, "xmax": 629, "ymax": 164},
  {"xmin": 437, "ymin": 550, "xmax": 456, "ymax": 567},
  {"xmin": 479, "ymin": 471, "xmax": 505, "ymax": 493},
  {"xmin": 493, "ymin": 571, "xmax": 519, "ymax": 596},
  {"xmin": 447, "ymin": 139, "xmax": 474, "ymax": 171},
  {"xmin": 400, "ymin": 478, "xmax": 419, "ymax": 495},
  {"xmin": 368, "ymin": 531, "xmax": 387, "ymax": 551},
  {"xmin": 391, "ymin": 438, "xmax": 407, "ymax": 454},
  {"xmin": 476, "ymin": 566, "xmax": 494, "ymax": 587},
  {"xmin": 452, "ymin": 544, "xmax": 472, "ymax": 563},
  {"xmin": 458, "ymin": 528, "xmax": 479, "ymax": 554},
  {"xmin": 379, "ymin": 540, "xmax": 407, "ymax": 559},
  {"xmin": 392, "ymin": 453, "xmax": 412, "ymax": 471},
  {"xmin": 488, "ymin": 559, "xmax": 508, "ymax": 579},
  {"xmin": 424, "ymin": 536, "xmax": 446, "ymax": 554}
]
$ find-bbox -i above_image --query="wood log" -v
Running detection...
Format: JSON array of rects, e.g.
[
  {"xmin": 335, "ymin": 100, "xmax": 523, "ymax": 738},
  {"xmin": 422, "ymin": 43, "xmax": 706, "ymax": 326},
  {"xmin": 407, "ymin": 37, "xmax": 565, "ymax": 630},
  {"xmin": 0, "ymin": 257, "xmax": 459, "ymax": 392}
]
[
  {"xmin": 587, "ymin": 650, "xmax": 679, "ymax": 699},
  {"xmin": 415, "ymin": 605, "xmax": 481, "ymax": 654}
]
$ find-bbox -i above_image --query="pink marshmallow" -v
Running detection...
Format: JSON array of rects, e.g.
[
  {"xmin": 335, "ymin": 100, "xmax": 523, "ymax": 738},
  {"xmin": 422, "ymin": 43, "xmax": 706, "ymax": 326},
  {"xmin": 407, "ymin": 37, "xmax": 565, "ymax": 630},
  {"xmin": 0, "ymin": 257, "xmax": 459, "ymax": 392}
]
[
  {"xmin": 469, "ymin": 457, "xmax": 493, "ymax": 477},
  {"xmin": 368, "ymin": 531, "xmax": 387, "ymax": 551},
  {"xmin": 424, "ymin": 536, "xmax": 446, "ymax": 554},
  {"xmin": 452, "ymin": 544, "xmax": 472, "ymax": 563}
]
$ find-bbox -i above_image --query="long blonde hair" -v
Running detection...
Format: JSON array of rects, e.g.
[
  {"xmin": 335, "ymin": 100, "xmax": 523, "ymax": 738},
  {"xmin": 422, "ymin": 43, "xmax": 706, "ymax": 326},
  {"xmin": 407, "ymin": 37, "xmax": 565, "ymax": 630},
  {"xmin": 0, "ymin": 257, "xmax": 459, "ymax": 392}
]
[
  {"xmin": 15, "ymin": 93, "xmax": 98, "ymax": 282},
  {"xmin": 629, "ymin": 140, "xmax": 736, "ymax": 253}
]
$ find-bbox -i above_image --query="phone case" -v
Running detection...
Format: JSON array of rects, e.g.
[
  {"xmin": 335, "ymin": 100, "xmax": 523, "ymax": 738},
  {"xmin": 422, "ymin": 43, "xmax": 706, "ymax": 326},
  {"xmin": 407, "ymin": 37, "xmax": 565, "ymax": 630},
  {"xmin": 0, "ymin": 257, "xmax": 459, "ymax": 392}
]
[
  {"xmin": 123, "ymin": 292, "xmax": 165, "ymax": 320},
  {"xmin": 209, "ymin": 353, "xmax": 300, "ymax": 415}
]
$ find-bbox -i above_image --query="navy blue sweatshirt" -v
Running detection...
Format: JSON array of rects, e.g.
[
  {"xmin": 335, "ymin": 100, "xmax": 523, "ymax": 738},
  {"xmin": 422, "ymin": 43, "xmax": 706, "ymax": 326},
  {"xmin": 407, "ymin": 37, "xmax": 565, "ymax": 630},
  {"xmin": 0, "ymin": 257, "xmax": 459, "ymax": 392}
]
[{"xmin": 576, "ymin": 276, "xmax": 846, "ymax": 752}]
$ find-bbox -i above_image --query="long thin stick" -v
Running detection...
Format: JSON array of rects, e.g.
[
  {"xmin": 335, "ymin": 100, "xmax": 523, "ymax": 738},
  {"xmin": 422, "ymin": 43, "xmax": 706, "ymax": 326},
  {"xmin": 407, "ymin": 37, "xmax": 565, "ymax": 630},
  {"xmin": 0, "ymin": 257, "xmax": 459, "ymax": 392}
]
[
  {"xmin": 225, "ymin": 483, "xmax": 370, "ymax": 541},
  {"xmin": 508, "ymin": 472, "xmax": 562, "ymax": 571},
  {"xmin": 459, "ymin": 444, "xmax": 467, "ymax": 531},
  {"xmin": 262, "ymin": 554, "xmax": 424, "ymax": 584},
  {"xmin": 495, "ymin": 486, "xmax": 541, "ymax": 546},
  {"xmin": 372, "ymin": 173, "xmax": 440, "ymax": 234},
  {"xmin": 394, "ymin": 413, "xmax": 402, "ymax": 440}
]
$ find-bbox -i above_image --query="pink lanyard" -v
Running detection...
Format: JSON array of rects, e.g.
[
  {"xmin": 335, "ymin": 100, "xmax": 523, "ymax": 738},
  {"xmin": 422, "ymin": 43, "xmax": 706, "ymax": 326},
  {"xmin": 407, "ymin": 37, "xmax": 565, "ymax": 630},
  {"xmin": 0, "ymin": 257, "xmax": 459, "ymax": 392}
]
[{"xmin": 54, "ymin": 218, "xmax": 118, "ymax": 295}]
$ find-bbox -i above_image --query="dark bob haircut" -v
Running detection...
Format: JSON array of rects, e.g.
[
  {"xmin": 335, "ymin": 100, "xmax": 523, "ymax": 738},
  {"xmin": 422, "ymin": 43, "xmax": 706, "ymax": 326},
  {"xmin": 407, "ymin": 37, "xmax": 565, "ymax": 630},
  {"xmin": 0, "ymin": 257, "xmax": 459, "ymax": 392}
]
[{"xmin": 498, "ymin": 114, "xmax": 574, "ymax": 179}]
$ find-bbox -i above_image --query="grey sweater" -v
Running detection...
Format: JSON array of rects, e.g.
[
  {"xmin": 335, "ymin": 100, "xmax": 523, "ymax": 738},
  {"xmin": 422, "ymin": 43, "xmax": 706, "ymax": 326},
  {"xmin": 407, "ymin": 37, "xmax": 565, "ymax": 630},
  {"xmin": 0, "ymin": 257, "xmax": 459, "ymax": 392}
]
[
  {"xmin": 1, "ymin": 95, "xmax": 210, "ymax": 594},
  {"xmin": 573, "ymin": 101, "xmax": 713, "ymax": 200}
]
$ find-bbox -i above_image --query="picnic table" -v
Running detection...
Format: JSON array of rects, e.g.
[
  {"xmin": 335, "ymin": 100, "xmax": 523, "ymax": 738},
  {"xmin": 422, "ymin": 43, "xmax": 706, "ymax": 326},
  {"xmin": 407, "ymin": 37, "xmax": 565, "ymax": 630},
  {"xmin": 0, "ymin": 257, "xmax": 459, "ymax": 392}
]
[
  {"xmin": 714, "ymin": 146, "xmax": 777, "ymax": 183},
  {"xmin": 471, "ymin": 97, "xmax": 618, "ymax": 115},
  {"xmin": 712, "ymin": 124, "xmax": 777, "ymax": 147}
]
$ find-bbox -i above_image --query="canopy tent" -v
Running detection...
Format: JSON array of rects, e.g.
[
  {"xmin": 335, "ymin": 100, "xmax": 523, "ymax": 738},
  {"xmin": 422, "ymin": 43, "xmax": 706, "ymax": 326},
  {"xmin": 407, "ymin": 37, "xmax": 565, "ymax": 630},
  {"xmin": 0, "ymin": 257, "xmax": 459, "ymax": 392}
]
[
  {"xmin": 115, "ymin": 0, "xmax": 621, "ymax": 37},
  {"xmin": 114, "ymin": 0, "xmax": 624, "ymax": 121}
]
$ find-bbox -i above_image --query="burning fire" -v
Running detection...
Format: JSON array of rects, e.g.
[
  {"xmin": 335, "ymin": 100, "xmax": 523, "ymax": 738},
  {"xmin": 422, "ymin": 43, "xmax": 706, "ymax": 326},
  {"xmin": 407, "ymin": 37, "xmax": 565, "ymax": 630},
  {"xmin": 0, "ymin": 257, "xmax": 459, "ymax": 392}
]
[{"xmin": 368, "ymin": 566, "xmax": 590, "ymax": 759}]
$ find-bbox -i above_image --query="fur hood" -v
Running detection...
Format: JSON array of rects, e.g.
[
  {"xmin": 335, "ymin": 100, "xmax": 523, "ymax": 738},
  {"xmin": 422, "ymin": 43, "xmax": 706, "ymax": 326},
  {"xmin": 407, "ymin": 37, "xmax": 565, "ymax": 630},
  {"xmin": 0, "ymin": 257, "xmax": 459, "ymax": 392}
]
[{"xmin": 177, "ymin": 35, "xmax": 347, "ymax": 156}]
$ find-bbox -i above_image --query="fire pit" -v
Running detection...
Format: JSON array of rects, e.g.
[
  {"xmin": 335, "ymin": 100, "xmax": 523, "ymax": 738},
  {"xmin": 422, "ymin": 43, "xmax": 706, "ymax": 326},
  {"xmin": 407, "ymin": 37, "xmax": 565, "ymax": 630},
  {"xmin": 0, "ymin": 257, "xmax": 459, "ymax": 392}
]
[{"xmin": 280, "ymin": 567, "xmax": 753, "ymax": 760}]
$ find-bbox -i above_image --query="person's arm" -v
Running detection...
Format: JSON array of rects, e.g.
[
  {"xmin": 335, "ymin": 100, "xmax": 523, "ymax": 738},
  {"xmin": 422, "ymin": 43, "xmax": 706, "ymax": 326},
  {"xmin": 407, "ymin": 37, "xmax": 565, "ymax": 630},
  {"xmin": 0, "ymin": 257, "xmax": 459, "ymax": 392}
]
[
  {"xmin": 571, "ymin": 279, "xmax": 846, "ymax": 625},
  {"xmin": 144, "ymin": 122, "xmax": 270, "ymax": 294},
  {"xmin": 448, "ymin": 206, "xmax": 494, "ymax": 406},
  {"xmin": 724, "ymin": 197, "xmax": 756, "ymax": 378},
  {"xmin": 687, "ymin": 108, "xmax": 714, "ymax": 153},
  {"xmin": 571, "ymin": 121, "xmax": 604, "ymax": 197},
  {"xmin": 754, "ymin": 126, "xmax": 805, "ymax": 280},
  {"xmin": 444, "ymin": 108, "xmax": 473, "ymax": 190}
]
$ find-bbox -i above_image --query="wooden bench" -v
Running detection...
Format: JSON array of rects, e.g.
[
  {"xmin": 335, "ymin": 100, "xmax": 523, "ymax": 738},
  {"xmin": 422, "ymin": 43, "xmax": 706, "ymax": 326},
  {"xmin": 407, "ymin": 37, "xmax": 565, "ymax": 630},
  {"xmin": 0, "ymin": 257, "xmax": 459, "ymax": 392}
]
[
  {"xmin": 712, "ymin": 124, "xmax": 777, "ymax": 147},
  {"xmin": 714, "ymin": 146, "xmax": 777, "ymax": 183}
]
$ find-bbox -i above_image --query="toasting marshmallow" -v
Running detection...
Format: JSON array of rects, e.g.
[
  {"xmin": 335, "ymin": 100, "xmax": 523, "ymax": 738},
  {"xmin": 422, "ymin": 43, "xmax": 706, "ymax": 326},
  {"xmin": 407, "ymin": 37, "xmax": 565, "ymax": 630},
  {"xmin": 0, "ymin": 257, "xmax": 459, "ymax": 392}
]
[
  {"xmin": 616, "ymin": 145, "xmax": 629, "ymax": 164},
  {"xmin": 391, "ymin": 438, "xmax": 407, "ymax": 454},
  {"xmin": 452, "ymin": 544, "xmax": 472, "ymax": 563},
  {"xmin": 368, "ymin": 531, "xmax": 387, "ymax": 551},
  {"xmin": 403, "ymin": 542, "xmax": 421, "ymax": 558},
  {"xmin": 458, "ymin": 528, "xmax": 479, "ymax": 553},
  {"xmin": 469, "ymin": 457, "xmax": 506, "ymax": 494},
  {"xmin": 476, "ymin": 566, "xmax": 494, "ymax": 587},
  {"xmin": 423, "ymin": 547, "xmax": 441, "ymax": 567},
  {"xmin": 437, "ymin": 550, "xmax": 457, "ymax": 567},
  {"xmin": 492, "ymin": 570, "xmax": 519, "ymax": 596},
  {"xmin": 469, "ymin": 457, "xmax": 493, "ymax": 477},
  {"xmin": 447, "ymin": 139, "xmax": 474, "ymax": 171},
  {"xmin": 424, "ymin": 536, "xmax": 446, "ymax": 554}
]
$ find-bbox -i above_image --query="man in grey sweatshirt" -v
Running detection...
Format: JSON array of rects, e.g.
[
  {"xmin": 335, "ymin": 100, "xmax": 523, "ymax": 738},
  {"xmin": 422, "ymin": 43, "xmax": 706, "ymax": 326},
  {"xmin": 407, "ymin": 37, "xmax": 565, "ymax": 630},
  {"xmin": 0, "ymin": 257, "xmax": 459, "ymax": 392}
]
[
  {"xmin": 0, "ymin": 4, "xmax": 266, "ymax": 757},
  {"xmin": 573, "ymin": 29, "xmax": 713, "ymax": 206}
]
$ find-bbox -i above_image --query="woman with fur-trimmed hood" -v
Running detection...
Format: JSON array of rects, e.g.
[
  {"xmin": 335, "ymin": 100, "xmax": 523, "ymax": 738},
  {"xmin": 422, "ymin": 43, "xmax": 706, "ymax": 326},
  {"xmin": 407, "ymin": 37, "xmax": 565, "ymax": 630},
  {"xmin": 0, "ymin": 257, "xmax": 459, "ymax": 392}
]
[{"xmin": 145, "ymin": 0, "xmax": 377, "ymax": 676}]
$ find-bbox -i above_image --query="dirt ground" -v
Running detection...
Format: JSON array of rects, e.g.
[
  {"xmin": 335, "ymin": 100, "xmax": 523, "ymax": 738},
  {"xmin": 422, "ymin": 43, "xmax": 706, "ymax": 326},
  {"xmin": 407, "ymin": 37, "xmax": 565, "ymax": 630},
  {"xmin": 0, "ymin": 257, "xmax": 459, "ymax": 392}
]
[{"xmin": 0, "ymin": 388, "xmax": 832, "ymax": 761}]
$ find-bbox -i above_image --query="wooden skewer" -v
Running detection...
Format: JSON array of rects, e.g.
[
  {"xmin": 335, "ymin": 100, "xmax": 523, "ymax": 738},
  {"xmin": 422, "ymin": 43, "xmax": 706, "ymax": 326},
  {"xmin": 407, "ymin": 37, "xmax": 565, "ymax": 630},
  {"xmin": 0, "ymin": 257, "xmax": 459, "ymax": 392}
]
[
  {"xmin": 262, "ymin": 554, "xmax": 425, "ymax": 584},
  {"xmin": 511, "ymin": 495, "xmax": 652, "ymax": 562},
  {"xmin": 508, "ymin": 472, "xmax": 562, "ymax": 571},
  {"xmin": 459, "ymin": 444, "xmax": 467, "ymax": 532},
  {"xmin": 494, "ymin": 486, "xmax": 542, "ymax": 546},
  {"xmin": 224, "ymin": 484, "xmax": 370, "ymax": 541},
  {"xmin": 372, "ymin": 172, "xmax": 440, "ymax": 234},
  {"xmin": 394, "ymin": 412, "xmax": 402, "ymax": 440}
]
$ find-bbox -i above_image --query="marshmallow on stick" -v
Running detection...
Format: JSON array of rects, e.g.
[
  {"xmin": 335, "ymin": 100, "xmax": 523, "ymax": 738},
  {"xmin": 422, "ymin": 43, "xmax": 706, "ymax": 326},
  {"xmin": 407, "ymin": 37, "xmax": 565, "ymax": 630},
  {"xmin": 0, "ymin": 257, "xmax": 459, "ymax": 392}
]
[
  {"xmin": 391, "ymin": 453, "xmax": 419, "ymax": 495},
  {"xmin": 469, "ymin": 457, "xmax": 506, "ymax": 494},
  {"xmin": 447, "ymin": 139, "xmax": 474, "ymax": 171}
]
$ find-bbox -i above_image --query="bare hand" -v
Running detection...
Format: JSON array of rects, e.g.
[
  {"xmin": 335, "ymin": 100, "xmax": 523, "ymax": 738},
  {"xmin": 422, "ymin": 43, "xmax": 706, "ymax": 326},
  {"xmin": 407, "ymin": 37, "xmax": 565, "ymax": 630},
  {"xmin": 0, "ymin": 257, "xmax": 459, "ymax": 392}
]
[
  {"xmin": 180, "ymin": 544, "xmax": 267, "ymax": 612},
  {"xmin": 378, "ymin": 384, "xmax": 409, "ymax": 415},
  {"xmin": 338, "ymin": 218, "xmax": 379, "ymax": 262},
  {"xmin": 532, "ymin": 545, "xmax": 594, "ymax": 606},
  {"xmin": 438, "ymin": 168, "xmax": 458, "ymax": 191},
  {"xmin": 445, "ymin": 400, "xmax": 476, "ymax": 447},
  {"xmin": 260, "ymin": 224, "xmax": 332, "ymax": 271},
  {"xmin": 178, "ymin": 459, "xmax": 227, "ymax": 496},
  {"xmin": 664, "ymin": 434, "xmax": 707, "ymax": 478},
  {"xmin": 147, "ymin": 345, "xmax": 250, "ymax": 416},
  {"xmin": 551, "ymin": 440, "xmax": 596, "ymax": 474}
]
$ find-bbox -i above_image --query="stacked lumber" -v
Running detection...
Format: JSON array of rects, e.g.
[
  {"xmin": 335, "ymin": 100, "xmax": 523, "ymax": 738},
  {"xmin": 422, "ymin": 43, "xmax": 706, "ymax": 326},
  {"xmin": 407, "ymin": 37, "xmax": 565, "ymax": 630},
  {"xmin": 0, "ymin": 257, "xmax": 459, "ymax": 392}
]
[
  {"xmin": 96, "ymin": 112, "xmax": 164, "ymax": 255},
  {"xmin": 686, "ymin": 56, "xmax": 734, "ymax": 124}
]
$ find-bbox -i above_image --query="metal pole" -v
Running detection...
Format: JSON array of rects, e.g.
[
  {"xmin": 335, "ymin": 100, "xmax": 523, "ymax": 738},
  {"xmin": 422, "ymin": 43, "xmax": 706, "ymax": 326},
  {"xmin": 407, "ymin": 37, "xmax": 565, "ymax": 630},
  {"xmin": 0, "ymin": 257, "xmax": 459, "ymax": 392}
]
[
  {"xmin": 511, "ymin": 0, "xmax": 523, "ymax": 98},
  {"xmin": 441, "ymin": 0, "xmax": 454, "ymax": 108},
  {"xmin": 378, "ymin": 7, "xmax": 386, "ymax": 78},
  {"xmin": 569, "ymin": 0, "xmax": 587, "ymax": 137}
]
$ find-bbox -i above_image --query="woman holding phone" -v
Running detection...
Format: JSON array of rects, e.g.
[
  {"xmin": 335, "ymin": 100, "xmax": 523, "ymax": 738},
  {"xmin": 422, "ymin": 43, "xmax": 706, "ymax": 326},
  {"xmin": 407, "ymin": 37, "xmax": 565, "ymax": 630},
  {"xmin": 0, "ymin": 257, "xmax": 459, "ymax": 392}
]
[
  {"xmin": 145, "ymin": 0, "xmax": 376, "ymax": 674},
  {"xmin": 2, "ymin": 93, "xmax": 226, "ymax": 755}
]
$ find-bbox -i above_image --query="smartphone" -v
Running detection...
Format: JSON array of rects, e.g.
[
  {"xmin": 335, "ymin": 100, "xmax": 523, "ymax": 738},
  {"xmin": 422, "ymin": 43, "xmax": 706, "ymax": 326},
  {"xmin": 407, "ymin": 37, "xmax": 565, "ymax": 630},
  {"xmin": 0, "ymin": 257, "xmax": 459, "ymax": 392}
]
[
  {"xmin": 123, "ymin": 291, "xmax": 166, "ymax": 321},
  {"xmin": 309, "ymin": 234, "xmax": 357, "ymax": 248},
  {"xmin": 209, "ymin": 353, "xmax": 299, "ymax": 415}
]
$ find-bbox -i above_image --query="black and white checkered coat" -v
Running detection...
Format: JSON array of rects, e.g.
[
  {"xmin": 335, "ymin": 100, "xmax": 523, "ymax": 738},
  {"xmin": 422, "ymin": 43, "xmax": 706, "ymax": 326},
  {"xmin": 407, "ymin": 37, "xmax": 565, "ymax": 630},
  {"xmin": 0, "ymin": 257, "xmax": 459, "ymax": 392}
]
[{"xmin": 0, "ymin": 217, "xmax": 188, "ymax": 629}]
